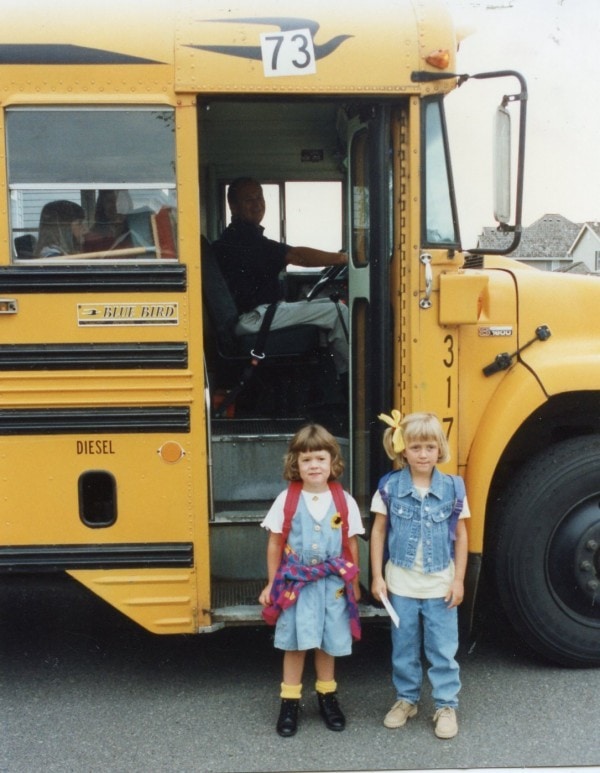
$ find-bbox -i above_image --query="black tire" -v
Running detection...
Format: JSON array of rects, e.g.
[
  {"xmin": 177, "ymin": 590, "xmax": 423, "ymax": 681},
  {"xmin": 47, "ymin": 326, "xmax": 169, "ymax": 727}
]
[{"xmin": 493, "ymin": 436, "xmax": 600, "ymax": 667}]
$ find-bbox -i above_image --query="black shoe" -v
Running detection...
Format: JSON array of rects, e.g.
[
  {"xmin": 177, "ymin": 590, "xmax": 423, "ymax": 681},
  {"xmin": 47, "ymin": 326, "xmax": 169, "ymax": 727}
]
[
  {"xmin": 276, "ymin": 698, "xmax": 299, "ymax": 737},
  {"xmin": 317, "ymin": 691, "xmax": 346, "ymax": 731}
]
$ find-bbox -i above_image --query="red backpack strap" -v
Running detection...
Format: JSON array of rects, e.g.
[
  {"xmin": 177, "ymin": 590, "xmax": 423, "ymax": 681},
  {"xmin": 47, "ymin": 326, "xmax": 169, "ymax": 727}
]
[
  {"xmin": 281, "ymin": 480, "xmax": 303, "ymax": 549},
  {"xmin": 328, "ymin": 481, "xmax": 352, "ymax": 561},
  {"xmin": 282, "ymin": 481, "xmax": 353, "ymax": 562}
]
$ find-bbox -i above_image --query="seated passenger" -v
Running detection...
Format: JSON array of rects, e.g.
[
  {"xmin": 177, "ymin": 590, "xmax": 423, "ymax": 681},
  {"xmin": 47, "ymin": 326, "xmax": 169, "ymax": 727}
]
[
  {"xmin": 211, "ymin": 177, "xmax": 349, "ymax": 381},
  {"xmin": 34, "ymin": 200, "xmax": 87, "ymax": 257},
  {"xmin": 85, "ymin": 190, "xmax": 133, "ymax": 251}
]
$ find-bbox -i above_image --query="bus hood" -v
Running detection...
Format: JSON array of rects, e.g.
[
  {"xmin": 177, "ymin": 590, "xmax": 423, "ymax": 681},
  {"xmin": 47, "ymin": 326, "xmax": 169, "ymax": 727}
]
[{"xmin": 512, "ymin": 267, "xmax": 600, "ymax": 395}]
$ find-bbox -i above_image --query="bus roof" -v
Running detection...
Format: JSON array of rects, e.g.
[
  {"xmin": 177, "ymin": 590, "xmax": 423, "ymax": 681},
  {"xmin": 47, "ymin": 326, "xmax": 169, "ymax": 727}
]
[{"xmin": 0, "ymin": 0, "xmax": 458, "ymax": 98}]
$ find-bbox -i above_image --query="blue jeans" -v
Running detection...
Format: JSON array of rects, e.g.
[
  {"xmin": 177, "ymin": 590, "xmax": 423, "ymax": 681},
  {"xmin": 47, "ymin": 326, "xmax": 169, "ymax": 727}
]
[{"xmin": 389, "ymin": 594, "xmax": 461, "ymax": 709}]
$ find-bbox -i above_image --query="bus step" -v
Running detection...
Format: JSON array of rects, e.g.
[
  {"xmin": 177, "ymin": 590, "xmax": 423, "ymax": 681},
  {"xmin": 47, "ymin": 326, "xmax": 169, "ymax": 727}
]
[
  {"xmin": 211, "ymin": 502, "xmax": 270, "ymax": 523},
  {"xmin": 209, "ymin": 579, "xmax": 389, "ymax": 624},
  {"xmin": 211, "ymin": 578, "xmax": 264, "ymax": 623},
  {"xmin": 210, "ymin": 418, "xmax": 308, "ymax": 437}
]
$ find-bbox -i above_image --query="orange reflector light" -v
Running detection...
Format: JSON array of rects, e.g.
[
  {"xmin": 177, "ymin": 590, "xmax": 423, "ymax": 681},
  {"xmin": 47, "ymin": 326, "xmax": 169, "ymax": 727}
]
[
  {"xmin": 159, "ymin": 441, "xmax": 185, "ymax": 463},
  {"xmin": 425, "ymin": 48, "xmax": 451, "ymax": 70}
]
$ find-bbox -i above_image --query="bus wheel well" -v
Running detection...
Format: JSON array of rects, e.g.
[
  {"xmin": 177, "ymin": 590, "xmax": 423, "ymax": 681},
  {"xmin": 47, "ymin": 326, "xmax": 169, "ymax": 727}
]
[
  {"xmin": 485, "ymin": 391, "xmax": 600, "ymax": 542},
  {"xmin": 481, "ymin": 392, "xmax": 600, "ymax": 667}
]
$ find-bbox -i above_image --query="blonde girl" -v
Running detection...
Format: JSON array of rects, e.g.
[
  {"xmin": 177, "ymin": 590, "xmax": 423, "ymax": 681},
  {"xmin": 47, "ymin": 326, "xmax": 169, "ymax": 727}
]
[{"xmin": 370, "ymin": 411, "xmax": 469, "ymax": 740}]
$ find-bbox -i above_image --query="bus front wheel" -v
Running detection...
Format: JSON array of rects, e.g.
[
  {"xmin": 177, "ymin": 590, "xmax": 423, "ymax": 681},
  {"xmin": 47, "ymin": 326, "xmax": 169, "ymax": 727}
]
[{"xmin": 493, "ymin": 436, "xmax": 600, "ymax": 667}]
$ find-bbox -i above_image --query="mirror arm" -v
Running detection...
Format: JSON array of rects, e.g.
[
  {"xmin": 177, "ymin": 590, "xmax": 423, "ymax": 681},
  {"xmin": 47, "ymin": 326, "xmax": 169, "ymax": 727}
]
[{"xmin": 413, "ymin": 69, "xmax": 528, "ymax": 256}]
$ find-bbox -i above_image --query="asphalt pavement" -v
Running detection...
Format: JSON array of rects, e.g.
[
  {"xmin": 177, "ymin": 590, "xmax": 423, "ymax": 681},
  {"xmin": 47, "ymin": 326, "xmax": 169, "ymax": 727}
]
[{"xmin": 1, "ymin": 574, "xmax": 599, "ymax": 773}]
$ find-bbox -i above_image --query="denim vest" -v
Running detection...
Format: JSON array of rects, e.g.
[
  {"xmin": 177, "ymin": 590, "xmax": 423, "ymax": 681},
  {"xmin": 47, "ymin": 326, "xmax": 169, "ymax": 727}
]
[{"xmin": 379, "ymin": 467, "xmax": 458, "ymax": 574}]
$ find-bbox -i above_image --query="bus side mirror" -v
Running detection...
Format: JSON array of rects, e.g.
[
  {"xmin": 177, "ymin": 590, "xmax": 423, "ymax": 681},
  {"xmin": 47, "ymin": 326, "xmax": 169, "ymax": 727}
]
[
  {"xmin": 493, "ymin": 105, "xmax": 511, "ymax": 225},
  {"xmin": 460, "ymin": 68, "xmax": 526, "ymax": 255}
]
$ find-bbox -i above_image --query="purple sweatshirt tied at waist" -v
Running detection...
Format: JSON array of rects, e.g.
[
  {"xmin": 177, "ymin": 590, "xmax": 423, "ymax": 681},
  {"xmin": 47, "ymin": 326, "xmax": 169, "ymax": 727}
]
[{"xmin": 262, "ymin": 546, "xmax": 361, "ymax": 640}]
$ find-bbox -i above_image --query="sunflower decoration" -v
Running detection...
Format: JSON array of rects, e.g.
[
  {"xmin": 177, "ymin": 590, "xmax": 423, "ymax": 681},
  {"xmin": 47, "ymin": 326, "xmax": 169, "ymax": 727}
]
[
  {"xmin": 331, "ymin": 512, "xmax": 342, "ymax": 529},
  {"xmin": 335, "ymin": 586, "xmax": 346, "ymax": 599}
]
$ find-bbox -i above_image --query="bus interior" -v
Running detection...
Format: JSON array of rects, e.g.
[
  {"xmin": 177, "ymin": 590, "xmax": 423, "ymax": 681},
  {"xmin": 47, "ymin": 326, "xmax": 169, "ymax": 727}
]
[{"xmin": 198, "ymin": 96, "xmax": 397, "ymax": 612}]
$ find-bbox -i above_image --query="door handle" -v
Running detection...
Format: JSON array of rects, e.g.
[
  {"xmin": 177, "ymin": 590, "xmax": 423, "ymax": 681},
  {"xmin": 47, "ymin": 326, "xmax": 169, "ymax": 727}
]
[{"xmin": 419, "ymin": 253, "xmax": 432, "ymax": 309}]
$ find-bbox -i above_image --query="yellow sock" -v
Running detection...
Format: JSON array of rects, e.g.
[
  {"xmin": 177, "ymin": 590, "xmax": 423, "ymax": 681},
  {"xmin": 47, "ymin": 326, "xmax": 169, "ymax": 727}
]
[
  {"xmin": 315, "ymin": 679, "xmax": 337, "ymax": 695},
  {"xmin": 280, "ymin": 682, "xmax": 302, "ymax": 700}
]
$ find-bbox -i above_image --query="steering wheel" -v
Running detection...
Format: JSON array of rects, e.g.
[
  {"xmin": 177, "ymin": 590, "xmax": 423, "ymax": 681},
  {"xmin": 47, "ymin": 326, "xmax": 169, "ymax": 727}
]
[{"xmin": 305, "ymin": 263, "xmax": 347, "ymax": 301}]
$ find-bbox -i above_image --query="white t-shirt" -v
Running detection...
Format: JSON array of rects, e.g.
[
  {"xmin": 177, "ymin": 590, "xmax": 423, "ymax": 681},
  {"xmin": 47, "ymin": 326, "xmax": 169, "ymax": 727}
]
[
  {"xmin": 262, "ymin": 488, "xmax": 365, "ymax": 536},
  {"xmin": 370, "ymin": 485, "xmax": 470, "ymax": 598}
]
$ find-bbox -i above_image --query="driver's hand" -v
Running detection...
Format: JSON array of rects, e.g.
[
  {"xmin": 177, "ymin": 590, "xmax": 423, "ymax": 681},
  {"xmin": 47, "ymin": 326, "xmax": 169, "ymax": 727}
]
[{"xmin": 337, "ymin": 251, "xmax": 348, "ymax": 265}]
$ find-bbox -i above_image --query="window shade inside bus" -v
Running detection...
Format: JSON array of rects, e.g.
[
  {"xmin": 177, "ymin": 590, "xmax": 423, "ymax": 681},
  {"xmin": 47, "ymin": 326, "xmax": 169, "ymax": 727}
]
[{"xmin": 6, "ymin": 108, "xmax": 175, "ymax": 184}]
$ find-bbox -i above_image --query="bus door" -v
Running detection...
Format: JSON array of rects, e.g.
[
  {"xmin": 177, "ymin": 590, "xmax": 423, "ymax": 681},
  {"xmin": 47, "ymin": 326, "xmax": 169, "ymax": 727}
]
[
  {"xmin": 346, "ymin": 103, "xmax": 402, "ymax": 514},
  {"xmin": 347, "ymin": 96, "xmax": 463, "ymax": 511},
  {"xmin": 1, "ymin": 105, "xmax": 207, "ymax": 633},
  {"xmin": 197, "ymin": 98, "xmax": 350, "ymax": 617}
]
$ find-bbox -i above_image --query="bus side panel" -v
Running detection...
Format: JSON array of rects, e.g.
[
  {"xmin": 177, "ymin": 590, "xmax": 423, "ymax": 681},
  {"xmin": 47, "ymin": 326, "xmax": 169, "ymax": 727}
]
[
  {"xmin": 0, "ymin": 272, "xmax": 212, "ymax": 630},
  {"xmin": 68, "ymin": 568, "xmax": 200, "ymax": 634}
]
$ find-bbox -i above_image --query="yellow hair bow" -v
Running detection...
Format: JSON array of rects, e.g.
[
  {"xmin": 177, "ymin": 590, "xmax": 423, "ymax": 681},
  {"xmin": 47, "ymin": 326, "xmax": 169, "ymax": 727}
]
[{"xmin": 378, "ymin": 410, "xmax": 405, "ymax": 454}]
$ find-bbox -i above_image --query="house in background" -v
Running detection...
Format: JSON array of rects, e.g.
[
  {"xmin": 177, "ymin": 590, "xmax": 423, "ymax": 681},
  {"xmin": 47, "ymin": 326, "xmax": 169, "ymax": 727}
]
[
  {"xmin": 567, "ymin": 221, "xmax": 600, "ymax": 273},
  {"xmin": 477, "ymin": 213, "xmax": 584, "ymax": 271}
]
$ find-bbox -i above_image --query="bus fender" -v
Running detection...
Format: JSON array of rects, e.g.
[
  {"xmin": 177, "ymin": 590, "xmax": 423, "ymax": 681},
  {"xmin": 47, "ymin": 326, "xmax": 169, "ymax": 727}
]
[
  {"xmin": 521, "ymin": 344, "xmax": 600, "ymax": 396},
  {"xmin": 461, "ymin": 363, "xmax": 547, "ymax": 554}
]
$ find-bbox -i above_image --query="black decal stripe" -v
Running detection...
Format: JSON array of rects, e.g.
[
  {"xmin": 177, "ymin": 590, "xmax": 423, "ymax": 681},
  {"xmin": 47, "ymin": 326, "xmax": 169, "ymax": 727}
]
[
  {"xmin": 0, "ymin": 264, "xmax": 187, "ymax": 292},
  {"xmin": 189, "ymin": 17, "xmax": 352, "ymax": 61},
  {"xmin": 0, "ymin": 343, "xmax": 188, "ymax": 370},
  {"xmin": 0, "ymin": 44, "xmax": 164, "ymax": 66},
  {"xmin": 0, "ymin": 543, "xmax": 193, "ymax": 572},
  {"xmin": 0, "ymin": 407, "xmax": 190, "ymax": 435}
]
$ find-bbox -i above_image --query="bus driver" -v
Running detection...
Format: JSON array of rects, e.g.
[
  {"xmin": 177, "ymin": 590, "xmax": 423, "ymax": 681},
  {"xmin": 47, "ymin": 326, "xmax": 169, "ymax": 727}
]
[{"xmin": 212, "ymin": 177, "xmax": 349, "ymax": 390}]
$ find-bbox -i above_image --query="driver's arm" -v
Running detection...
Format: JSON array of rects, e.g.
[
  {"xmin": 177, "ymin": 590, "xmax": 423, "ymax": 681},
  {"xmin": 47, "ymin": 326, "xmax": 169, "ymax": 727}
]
[{"xmin": 285, "ymin": 246, "xmax": 347, "ymax": 268}]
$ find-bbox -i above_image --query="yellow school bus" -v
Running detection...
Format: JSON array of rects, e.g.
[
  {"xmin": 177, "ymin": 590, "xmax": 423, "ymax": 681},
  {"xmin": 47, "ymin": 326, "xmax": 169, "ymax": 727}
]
[{"xmin": 1, "ymin": 0, "xmax": 599, "ymax": 667}]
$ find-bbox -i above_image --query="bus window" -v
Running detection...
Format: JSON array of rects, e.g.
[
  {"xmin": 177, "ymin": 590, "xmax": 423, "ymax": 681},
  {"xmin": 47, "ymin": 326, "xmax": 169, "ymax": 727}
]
[
  {"xmin": 223, "ymin": 180, "xmax": 342, "ymax": 258},
  {"xmin": 285, "ymin": 181, "xmax": 342, "ymax": 254},
  {"xmin": 422, "ymin": 98, "xmax": 459, "ymax": 247},
  {"xmin": 6, "ymin": 107, "xmax": 177, "ymax": 262},
  {"xmin": 350, "ymin": 129, "xmax": 370, "ymax": 266}
]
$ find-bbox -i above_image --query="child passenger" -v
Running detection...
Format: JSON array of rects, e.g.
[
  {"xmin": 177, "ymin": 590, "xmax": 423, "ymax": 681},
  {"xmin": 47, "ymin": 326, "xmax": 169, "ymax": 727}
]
[
  {"xmin": 259, "ymin": 424, "xmax": 363, "ymax": 738},
  {"xmin": 34, "ymin": 200, "xmax": 87, "ymax": 257},
  {"xmin": 370, "ymin": 411, "xmax": 469, "ymax": 739}
]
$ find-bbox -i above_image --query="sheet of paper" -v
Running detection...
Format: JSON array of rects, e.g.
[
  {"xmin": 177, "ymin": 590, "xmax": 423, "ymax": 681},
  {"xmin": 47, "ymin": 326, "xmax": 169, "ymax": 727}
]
[{"xmin": 380, "ymin": 594, "xmax": 400, "ymax": 628}]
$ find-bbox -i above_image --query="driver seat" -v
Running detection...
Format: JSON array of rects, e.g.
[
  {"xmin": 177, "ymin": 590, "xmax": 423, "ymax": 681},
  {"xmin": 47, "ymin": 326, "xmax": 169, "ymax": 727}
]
[{"xmin": 200, "ymin": 237, "xmax": 323, "ymax": 416}]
